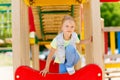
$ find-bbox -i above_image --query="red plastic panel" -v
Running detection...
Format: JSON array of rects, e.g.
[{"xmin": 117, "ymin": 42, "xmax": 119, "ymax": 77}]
[
  {"xmin": 15, "ymin": 64, "xmax": 102, "ymax": 80},
  {"xmin": 28, "ymin": 7, "xmax": 35, "ymax": 32},
  {"xmin": 104, "ymin": 32, "xmax": 108, "ymax": 54},
  {"xmin": 39, "ymin": 59, "xmax": 59, "ymax": 73},
  {"xmin": 100, "ymin": 0, "xmax": 120, "ymax": 2}
]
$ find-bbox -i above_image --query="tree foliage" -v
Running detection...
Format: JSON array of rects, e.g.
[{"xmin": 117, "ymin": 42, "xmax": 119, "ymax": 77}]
[
  {"xmin": 0, "ymin": 0, "xmax": 12, "ymax": 47},
  {"xmin": 100, "ymin": 3, "xmax": 120, "ymax": 26},
  {"xmin": 0, "ymin": 0, "xmax": 11, "ymax": 3}
]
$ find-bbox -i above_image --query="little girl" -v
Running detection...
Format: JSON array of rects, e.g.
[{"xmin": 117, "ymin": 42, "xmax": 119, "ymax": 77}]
[{"xmin": 40, "ymin": 15, "xmax": 92, "ymax": 76}]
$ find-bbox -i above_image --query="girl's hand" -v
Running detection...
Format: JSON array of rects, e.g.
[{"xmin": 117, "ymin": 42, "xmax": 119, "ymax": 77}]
[
  {"xmin": 40, "ymin": 67, "xmax": 49, "ymax": 77},
  {"xmin": 90, "ymin": 36, "xmax": 93, "ymax": 42},
  {"xmin": 86, "ymin": 36, "xmax": 93, "ymax": 43},
  {"xmin": 79, "ymin": 36, "xmax": 93, "ymax": 45}
]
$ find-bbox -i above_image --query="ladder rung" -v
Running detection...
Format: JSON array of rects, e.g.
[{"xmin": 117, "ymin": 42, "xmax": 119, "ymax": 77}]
[
  {"xmin": 105, "ymin": 76, "xmax": 120, "ymax": 78},
  {"xmin": 105, "ymin": 70, "xmax": 120, "ymax": 74},
  {"xmin": 104, "ymin": 54, "xmax": 120, "ymax": 58}
]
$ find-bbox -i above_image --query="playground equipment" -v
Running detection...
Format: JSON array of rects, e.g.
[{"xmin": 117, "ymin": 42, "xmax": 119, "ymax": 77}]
[
  {"xmin": 103, "ymin": 27, "xmax": 120, "ymax": 79},
  {"xmin": 15, "ymin": 64, "xmax": 102, "ymax": 80},
  {"xmin": 12, "ymin": 0, "xmax": 120, "ymax": 80},
  {"xmin": 100, "ymin": 1, "xmax": 120, "ymax": 79}
]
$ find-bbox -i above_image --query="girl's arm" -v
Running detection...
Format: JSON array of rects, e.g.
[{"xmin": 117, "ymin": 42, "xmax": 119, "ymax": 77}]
[
  {"xmin": 79, "ymin": 36, "xmax": 92, "ymax": 45},
  {"xmin": 40, "ymin": 47, "xmax": 56, "ymax": 77}
]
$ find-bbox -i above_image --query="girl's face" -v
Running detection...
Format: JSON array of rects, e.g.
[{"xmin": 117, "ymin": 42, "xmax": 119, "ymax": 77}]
[{"xmin": 62, "ymin": 20, "xmax": 75, "ymax": 35}]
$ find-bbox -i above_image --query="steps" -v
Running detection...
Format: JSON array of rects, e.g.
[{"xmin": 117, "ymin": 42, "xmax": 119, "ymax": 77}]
[{"xmin": 31, "ymin": 5, "xmax": 81, "ymax": 41}]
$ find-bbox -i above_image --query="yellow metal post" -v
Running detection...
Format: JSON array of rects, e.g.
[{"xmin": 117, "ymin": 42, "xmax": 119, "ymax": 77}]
[{"xmin": 110, "ymin": 32, "xmax": 116, "ymax": 54}]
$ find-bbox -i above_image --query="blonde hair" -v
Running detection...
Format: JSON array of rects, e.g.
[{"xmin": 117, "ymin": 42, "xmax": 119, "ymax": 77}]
[
  {"xmin": 58, "ymin": 15, "xmax": 75, "ymax": 33},
  {"xmin": 61, "ymin": 15, "xmax": 75, "ymax": 25}
]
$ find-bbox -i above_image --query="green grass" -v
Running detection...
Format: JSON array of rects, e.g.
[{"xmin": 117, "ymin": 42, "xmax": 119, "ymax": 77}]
[{"xmin": 0, "ymin": 53, "xmax": 12, "ymax": 66}]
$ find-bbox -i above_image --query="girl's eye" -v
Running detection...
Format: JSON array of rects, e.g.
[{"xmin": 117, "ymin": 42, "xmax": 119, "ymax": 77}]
[
  {"xmin": 66, "ymin": 25, "xmax": 69, "ymax": 28},
  {"xmin": 71, "ymin": 26, "xmax": 74, "ymax": 28}
]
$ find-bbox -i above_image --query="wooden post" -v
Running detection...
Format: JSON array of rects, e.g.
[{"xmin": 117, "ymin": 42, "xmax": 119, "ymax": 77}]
[
  {"xmin": 101, "ymin": 18, "xmax": 105, "ymax": 79},
  {"xmin": 101, "ymin": 18, "xmax": 105, "ymax": 57},
  {"xmin": 31, "ymin": 44, "xmax": 39, "ymax": 70},
  {"xmin": 12, "ymin": 0, "xmax": 30, "ymax": 72},
  {"xmin": 83, "ymin": 0, "xmax": 104, "ymax": 79}
]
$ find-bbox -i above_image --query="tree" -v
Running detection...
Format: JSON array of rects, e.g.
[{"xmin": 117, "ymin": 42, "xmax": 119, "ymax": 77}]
[
  {"xmin": 0, "ymin": 1, "xmax": 12, "ymax": 47},
  {"xmin": 100, "ymin": 3, "xmax": 120, "ymax": 26},
  {"xmin": 0, "ymin": 0, "xmax": 11, "ymax": 3}
]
